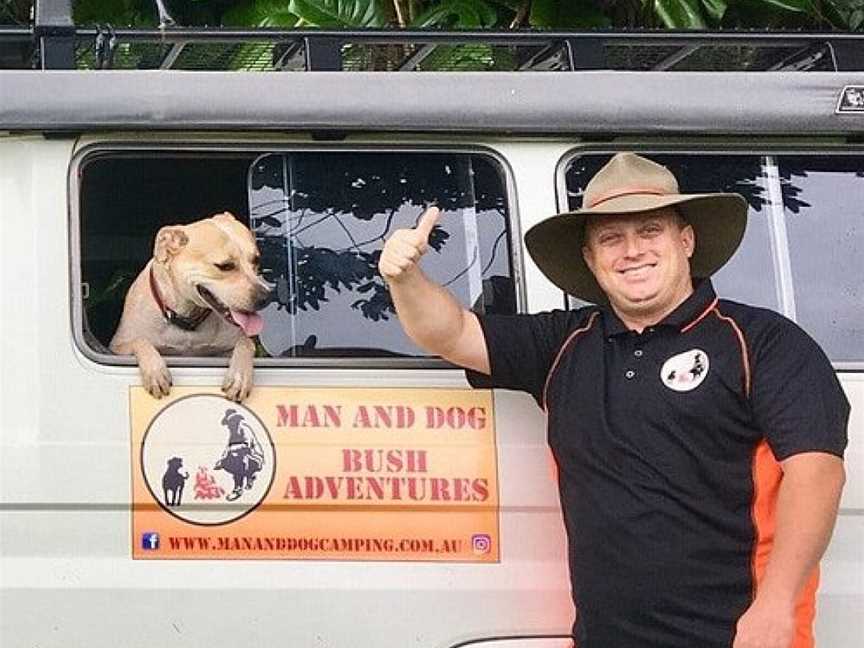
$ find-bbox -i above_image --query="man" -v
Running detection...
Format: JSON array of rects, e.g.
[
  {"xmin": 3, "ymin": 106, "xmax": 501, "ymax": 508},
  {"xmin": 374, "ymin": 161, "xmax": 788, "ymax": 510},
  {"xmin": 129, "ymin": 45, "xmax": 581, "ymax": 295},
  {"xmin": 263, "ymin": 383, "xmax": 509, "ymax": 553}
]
[
  {"xmin": 214, "ymin": 408, "xmax": 265, "ymax": 501},
  {"xmin": 379, "ymin": 153, "xmax": 848, "ymax": 648}
]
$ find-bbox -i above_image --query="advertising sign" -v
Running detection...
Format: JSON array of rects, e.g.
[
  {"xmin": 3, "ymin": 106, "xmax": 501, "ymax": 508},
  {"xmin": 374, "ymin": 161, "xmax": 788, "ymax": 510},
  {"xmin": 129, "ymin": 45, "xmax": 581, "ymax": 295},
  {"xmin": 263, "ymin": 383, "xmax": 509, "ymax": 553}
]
[{"xmin": 132, "ymin": 387, "xmax": 498, "ymax": 561}]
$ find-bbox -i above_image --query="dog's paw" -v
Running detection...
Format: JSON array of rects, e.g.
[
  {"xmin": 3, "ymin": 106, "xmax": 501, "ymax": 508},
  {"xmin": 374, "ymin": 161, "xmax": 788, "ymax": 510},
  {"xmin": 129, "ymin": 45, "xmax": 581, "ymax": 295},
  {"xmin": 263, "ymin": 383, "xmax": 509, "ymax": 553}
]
[
  {"xmin": 140, "ymin": 355, "xmax": 172, "ymax": 399},
  {"xmin": 222, "ymin": 365, "xmax": 252, "ymax": 402}
]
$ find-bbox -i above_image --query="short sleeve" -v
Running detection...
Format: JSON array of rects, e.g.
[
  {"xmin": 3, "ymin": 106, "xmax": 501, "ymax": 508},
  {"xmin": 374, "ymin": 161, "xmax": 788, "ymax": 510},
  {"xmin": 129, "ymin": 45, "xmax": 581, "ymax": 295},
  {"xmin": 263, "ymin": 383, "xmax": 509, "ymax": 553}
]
[
  {"xmin": 466, "ymin": 309, "xmax": 590, "ymax": 407},
  {"xmin": 750, "ymin": 316, "xmax": 849, "ymax": 460}
]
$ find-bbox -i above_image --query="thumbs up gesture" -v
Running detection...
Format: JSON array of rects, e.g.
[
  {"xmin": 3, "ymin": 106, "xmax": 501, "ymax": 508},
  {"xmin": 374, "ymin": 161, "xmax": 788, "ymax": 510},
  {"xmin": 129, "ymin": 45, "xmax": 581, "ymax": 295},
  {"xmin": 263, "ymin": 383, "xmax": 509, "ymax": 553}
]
[{"xmin": 379, "ymin": 207, "xmax": 441, "ymax": 283}]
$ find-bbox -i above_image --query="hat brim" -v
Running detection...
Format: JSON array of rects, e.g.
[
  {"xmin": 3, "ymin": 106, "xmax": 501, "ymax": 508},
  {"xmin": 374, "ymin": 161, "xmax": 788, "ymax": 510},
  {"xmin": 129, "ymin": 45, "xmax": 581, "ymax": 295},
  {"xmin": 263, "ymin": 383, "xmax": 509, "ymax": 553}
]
[{"xmin": 524, "ymin": 193, "xmax": 748, "ymax": 304}]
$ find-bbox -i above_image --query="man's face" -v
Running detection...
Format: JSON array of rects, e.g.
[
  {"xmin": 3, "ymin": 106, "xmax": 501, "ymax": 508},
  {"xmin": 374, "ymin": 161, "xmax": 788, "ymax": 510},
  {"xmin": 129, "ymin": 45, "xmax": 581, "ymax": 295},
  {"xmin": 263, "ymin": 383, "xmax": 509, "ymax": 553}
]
[{"xmin": 582, "ymin": 208, "xmax": 695, "ymax": 319}]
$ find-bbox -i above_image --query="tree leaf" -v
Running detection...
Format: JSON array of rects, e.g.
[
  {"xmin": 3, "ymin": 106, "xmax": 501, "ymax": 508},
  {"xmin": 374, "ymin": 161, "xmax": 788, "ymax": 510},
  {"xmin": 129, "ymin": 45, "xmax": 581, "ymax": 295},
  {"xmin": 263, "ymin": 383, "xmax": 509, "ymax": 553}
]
[
  {"xmin": 73, "ymin": 0, "xmax": 154, "ymax": 27},
  {"xmin": 654, "ymin": 0, "xmax": 708, "ymax": 28},
  {"xmin": 289, "ymin": 0, "xmax": 390, "ymax": 27},
  {"xmin": 222, "ymin": 1, "xmax": 299, "ymax": 27},
  {"xmin": 489, "ymin": 0, "xmax": 526, "ymax": 11},
  {"xmin": 700, "ymin": 0, "xmax": 728, "ymax": 22},
  {"xmin": 410, "ymin": 0, "xmax": 499, "ymax": 29},
  {"xmin": 756, "ymin": 0, "xmax": 810, "ymax": 12},
  {"xmin": 529, "ymin": 0, "xmax": 611, "ymax": 28}
]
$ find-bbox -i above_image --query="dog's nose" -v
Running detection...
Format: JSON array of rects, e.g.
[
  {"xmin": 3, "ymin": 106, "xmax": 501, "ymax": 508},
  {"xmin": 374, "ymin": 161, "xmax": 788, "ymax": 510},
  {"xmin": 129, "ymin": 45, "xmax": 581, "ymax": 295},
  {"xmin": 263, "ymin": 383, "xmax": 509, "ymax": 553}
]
[{"xmin": 255, "ymin": 284, "xmax": 273, "ymax": 310}]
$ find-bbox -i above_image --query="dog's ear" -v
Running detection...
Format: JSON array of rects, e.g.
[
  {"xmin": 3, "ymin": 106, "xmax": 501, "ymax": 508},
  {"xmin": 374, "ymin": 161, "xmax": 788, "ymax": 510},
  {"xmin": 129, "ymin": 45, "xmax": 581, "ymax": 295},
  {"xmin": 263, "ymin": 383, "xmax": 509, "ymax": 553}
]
[
  {"xmin": 212, "ymin": 211, "xmax": 237, "ymax": 224},
  {"xmin": 154, "ymin": 227, "xmax": 189, "ymax": 264}
]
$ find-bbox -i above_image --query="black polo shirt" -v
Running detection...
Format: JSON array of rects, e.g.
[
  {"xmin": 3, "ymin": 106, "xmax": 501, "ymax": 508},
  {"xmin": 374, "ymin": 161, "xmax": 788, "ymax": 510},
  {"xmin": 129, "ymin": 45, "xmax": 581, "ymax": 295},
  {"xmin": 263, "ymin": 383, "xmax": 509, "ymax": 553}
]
[{"xmin": 467, "ymin": 279, "xmax": 849, "ymax": 648}]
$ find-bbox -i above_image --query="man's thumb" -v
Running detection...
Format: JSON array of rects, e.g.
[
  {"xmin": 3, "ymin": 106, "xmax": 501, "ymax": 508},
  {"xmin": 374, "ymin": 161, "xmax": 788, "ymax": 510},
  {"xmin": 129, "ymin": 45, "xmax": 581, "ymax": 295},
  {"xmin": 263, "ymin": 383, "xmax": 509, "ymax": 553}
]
[{"xmin": 416, "ymin": 207, "xmax": 441, "ymax": 241}]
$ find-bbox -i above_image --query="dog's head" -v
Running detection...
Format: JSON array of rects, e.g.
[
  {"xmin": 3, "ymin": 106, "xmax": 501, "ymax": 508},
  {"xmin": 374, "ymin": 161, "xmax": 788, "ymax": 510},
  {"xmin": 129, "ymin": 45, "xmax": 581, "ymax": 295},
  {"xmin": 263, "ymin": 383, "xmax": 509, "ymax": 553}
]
[
  {"xmin": 154, "ymin": 212, "xmax": 271, "ymax": 336},
  {"xmin": 167, "ymin": 456, "xmax": 183, "ymax": 470}
]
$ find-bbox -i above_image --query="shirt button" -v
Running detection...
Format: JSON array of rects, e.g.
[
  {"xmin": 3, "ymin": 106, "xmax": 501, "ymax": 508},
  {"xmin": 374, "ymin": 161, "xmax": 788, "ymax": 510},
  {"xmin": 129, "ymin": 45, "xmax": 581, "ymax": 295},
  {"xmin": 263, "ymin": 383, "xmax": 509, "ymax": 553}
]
[
  {"xmin": 625, "ymin": 370, "xmax": 636, "ymax": 379},
  {"xmin": 634, "ymin": 349, "xmax": 643, "ymax": 358}
]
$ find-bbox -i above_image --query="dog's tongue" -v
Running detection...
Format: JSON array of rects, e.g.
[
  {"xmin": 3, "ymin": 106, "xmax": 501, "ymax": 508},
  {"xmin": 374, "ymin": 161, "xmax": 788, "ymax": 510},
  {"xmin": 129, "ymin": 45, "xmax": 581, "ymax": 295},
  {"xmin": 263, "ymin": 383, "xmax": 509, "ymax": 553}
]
[{"xmin": 230, "ymin": 310, "xmax": 264, "ymax": 337}]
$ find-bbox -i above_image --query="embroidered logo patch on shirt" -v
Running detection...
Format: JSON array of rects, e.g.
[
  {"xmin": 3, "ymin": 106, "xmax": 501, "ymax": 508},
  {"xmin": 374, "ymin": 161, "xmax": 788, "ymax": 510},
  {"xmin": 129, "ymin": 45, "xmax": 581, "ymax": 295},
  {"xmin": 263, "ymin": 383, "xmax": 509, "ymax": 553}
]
[{"xmin": 660, "ymin": 349, "xmax": 710, "ymax": 392}]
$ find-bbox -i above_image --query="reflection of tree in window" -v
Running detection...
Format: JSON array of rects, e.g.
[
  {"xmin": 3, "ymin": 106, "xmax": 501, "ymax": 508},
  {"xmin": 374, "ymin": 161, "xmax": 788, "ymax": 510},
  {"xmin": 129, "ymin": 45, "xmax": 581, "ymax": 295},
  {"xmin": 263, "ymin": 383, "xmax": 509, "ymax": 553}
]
[
  {"xmin": 776, "ymin": 156, "xmax": 864, "ymax": 362},
  {"xmin": 249, "ymin": 153, "xmax": 512, "ymax": 357},
  {"xmin": 779, "ymin": 156, "xmax": 864, "ymax": 215},
  {"xmin": 566, "ymin": 154, "xmax": 767, "ymax": 212}
]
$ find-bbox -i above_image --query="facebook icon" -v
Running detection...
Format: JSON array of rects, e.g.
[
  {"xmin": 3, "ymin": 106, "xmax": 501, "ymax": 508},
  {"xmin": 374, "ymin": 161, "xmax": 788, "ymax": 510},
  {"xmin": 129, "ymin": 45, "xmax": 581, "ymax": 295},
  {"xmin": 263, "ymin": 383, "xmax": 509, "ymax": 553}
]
[{"xmin": 141, "ymin": 532, "xmax": 160, "ymax": 550}]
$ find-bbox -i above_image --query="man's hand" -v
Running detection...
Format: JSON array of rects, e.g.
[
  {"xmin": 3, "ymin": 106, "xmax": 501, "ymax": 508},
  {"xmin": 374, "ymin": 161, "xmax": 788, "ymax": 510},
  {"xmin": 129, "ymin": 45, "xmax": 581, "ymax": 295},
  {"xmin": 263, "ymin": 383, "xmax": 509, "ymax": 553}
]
[
  {"xmin": 378, "ymin": 206, "xmax": 440, "ymax": 283},
  {"xmin": 732, "ymin": 595, "xmax": 795, "ymax": 648}
]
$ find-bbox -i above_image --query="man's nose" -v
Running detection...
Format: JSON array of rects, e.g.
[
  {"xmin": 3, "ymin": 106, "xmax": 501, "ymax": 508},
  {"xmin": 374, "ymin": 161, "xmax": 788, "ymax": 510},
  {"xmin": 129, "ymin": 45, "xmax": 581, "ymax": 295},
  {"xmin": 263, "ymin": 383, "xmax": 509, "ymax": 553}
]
[{"xmin": 622, "ymin": 233, "xmax": 644, "ymax": 258}]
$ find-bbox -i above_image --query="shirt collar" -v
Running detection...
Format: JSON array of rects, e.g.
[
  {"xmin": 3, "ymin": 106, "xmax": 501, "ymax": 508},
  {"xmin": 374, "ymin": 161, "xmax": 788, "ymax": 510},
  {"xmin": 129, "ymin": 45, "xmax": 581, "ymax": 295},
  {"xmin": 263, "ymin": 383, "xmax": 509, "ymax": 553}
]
[{"xmin": 601, "ymin": 278, "xmax": 718, "ymax": 337}]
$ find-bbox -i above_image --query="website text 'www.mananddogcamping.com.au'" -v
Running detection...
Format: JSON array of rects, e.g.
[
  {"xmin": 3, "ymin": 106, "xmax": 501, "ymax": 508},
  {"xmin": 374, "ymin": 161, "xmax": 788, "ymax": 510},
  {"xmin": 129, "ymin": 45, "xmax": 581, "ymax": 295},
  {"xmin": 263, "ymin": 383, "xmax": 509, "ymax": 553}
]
[{"xmin": 158, "ymin": 535, "xmax": 487, "ymax": 554}]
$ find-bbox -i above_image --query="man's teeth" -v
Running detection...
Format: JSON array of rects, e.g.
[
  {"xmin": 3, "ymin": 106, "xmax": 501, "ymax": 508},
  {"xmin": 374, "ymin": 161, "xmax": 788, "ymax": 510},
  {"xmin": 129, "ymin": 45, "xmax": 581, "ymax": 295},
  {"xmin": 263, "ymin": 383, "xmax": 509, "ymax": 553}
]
[{"xmin": 621, "ymin": 265, "xmax": 653, "ymax": 274}]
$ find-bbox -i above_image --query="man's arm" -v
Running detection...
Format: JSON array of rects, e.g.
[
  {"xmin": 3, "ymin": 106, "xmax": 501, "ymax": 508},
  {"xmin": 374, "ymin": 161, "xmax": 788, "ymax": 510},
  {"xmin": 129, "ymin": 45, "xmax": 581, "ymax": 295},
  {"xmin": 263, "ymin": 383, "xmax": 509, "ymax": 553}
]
[
  {"xmin": 379, "ymin": 207, "xmax": 490, "ymax": 374},
  {"xmin": 733, "ymin": 451, "xmax": 845, "ymax": 648}
]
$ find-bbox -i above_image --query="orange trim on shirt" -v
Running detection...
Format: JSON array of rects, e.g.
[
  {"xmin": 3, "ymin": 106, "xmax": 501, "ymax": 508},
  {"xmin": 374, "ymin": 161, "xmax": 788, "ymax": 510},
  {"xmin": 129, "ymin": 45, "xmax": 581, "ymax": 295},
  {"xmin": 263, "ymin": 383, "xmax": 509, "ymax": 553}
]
[
  {"xmin": 542, "ymin": 311, "xmax": 599, "ymax": 412},
  {"xmin": 750, "ymin": 440, "xmax": 819, "ymax": 648},
  {"xmin": 712, "ymin": 307, "xmax": 751, "ymax": 397},
  {"xmin": 680, "ymin": 296, "xmax": 719, "ymax": 333}
]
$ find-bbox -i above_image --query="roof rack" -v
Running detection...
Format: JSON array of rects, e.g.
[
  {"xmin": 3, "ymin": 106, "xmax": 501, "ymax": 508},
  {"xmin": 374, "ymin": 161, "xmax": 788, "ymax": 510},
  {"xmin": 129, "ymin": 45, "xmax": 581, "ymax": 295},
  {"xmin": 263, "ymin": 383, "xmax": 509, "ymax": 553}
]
[{"xmin": 1, "ymin": 1, "xmax": 863, "ymax": 72}]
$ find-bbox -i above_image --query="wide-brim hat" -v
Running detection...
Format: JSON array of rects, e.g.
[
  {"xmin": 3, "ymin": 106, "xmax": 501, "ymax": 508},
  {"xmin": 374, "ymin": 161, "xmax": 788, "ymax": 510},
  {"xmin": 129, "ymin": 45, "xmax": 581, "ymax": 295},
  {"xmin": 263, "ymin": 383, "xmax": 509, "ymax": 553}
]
[{"xmin": 525, "ymin": 153, "xmax": 748, "ymax": 304}]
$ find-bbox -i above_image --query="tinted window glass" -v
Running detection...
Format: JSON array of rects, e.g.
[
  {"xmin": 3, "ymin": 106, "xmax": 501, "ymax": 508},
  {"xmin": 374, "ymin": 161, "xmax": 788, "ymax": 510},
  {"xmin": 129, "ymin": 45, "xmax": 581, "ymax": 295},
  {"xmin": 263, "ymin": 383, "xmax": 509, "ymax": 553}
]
[
  {"xmin": 79, "ymin": 150, "xmax": 514, "ymax": 360},
  {"xmin": 779, "ymin": 156, "xmax": 864, "ymax": 362},
  {"xmin": 564, "ymin": 153, "xmax": 779, "ymax": 311},
  {"xmin": 249, "ymin": 152, "xmax": 513, "ymax": 358},
  {"xmin": 564, "ymin": 151, "xmax": 864, "ymax": 363},
  {"xmin": 80, "ymin": 153, "xmax": 257, "ymax": 348}
]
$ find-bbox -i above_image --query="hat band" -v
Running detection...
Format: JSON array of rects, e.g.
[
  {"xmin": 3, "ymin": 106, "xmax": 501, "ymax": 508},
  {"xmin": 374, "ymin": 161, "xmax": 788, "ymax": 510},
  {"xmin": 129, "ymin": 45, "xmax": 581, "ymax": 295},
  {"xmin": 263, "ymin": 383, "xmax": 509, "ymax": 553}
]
[{"xmin": 588, "ymin": 187, "xmax": 669, "ymax": 209}]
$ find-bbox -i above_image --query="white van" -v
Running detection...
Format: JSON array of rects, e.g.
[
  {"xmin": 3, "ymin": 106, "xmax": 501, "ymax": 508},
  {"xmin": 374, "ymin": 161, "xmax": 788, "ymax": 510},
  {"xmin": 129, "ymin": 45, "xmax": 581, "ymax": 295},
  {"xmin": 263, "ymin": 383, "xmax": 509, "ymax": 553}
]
[{"xmin": 1, "ymin": 26, "xmax": 862, "ymax": 648}]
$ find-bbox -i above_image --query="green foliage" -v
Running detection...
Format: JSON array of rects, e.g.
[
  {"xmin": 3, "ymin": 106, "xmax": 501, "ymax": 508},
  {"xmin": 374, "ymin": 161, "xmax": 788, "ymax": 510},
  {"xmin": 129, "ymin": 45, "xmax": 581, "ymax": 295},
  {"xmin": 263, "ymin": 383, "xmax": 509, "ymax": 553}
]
[
  {"xmin": 59, "ymin": 0, "xmax": 863, "ymax": 31},
  {"xmin": 73, "ymin": 0, "xmax": 154, "ymax": 26},
  {"xmin": 221, "ymin": 0, "xmax": 390, "ymax": 28},
  {"xmin": 222, "ymin": 1, "xmax": 300, "ymax": 27},
  {"xmin": 411, "ymin": 0, "xmax": 499, "ymax": 28},
  {"xmin": 290, "ymin": 0, "xmax": 390, "ymax": 27},
  {"xmin": 654, "ymin": 0, "xmax": 709, "ymax": 28},
  {"xmin": 529, "ymin": 0, "xmax": 611, "ymax": 28},
  {"xmin": 821, "ymin": 0, "xmax": 864, "ymax": 29},
  {"xmin": 700, "ymin": 0, "xmax": 728, "ymax": 22},
  {"xmin": 0, "ymin": 0, "xmax": 32, "ymax": 25}
]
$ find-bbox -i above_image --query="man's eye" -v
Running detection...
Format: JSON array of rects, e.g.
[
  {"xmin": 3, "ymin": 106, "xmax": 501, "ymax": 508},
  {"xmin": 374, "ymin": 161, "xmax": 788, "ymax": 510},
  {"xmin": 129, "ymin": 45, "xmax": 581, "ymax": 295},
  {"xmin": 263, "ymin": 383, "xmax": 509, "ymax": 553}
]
[
  {"xmin": 599, "ymin": 234, "xmax": 620, "ymax": 245},
  {"xmin": 215, "ymin": 262, "xmax": 236, "ymax": 272}
]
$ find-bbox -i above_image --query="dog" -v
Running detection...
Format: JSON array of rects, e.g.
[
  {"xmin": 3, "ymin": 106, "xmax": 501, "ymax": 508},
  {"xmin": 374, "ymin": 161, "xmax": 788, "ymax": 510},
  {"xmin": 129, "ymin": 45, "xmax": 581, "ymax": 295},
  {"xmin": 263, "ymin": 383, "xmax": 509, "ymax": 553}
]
[
  {"xmin": 109, "ymin": 212, "xmax": 271, "ymax": 401},
  {"xmin": 161, "ymin": 456, "xmax": 188, "ymax": 506}
]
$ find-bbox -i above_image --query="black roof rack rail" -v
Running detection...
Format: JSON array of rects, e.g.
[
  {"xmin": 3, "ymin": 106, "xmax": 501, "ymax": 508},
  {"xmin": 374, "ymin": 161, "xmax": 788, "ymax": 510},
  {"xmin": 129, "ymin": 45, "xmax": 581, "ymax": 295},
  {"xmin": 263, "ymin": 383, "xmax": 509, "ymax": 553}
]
[{"xmin": 1, "ymin": 2, "xmax": 863, "ymax": 73}]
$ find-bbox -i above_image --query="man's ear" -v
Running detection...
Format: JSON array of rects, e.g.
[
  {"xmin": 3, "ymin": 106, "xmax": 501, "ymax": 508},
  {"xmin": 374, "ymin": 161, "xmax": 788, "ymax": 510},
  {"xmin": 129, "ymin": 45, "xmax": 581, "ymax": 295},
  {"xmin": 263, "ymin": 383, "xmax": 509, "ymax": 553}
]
[
  {"xmin": 154, "ymin": 226, "xmax": 189, "ymax": 264},
  {"xmin": 681, "ymin": 224, "xmax": 695, "ymax": 259}
]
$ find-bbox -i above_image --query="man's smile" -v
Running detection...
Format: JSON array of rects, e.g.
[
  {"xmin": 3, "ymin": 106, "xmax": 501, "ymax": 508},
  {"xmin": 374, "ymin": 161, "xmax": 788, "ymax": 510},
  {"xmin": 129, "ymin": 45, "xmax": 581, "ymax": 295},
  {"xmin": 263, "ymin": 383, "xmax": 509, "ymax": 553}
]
[{"xmin": 618, "ymin": 262, "xmax": 657, "ymax": 277}]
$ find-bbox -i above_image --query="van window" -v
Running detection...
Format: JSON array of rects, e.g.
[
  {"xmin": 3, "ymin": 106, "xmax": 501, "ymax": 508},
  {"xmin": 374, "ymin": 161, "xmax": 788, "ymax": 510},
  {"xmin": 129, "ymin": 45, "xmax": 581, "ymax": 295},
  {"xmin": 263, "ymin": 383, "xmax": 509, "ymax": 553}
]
[
  {"xmin": 778, "ymin": 155, "xmax": 864, "ymax": 363},
  {"xmin": 78, "ymin": 149, "xmax": 515, "ymax": 360},
  {"xmin": 562, "ymin": 151, "xmax": 864, "ymax": 363}
]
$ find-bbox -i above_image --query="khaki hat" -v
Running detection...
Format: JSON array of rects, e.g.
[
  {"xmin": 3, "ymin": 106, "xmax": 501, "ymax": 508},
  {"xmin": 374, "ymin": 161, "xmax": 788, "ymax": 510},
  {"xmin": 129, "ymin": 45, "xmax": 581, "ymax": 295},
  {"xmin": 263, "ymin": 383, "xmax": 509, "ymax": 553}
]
[{"xmin": 524, "ymin": 152, "xmax": 748, "ymax": 304}]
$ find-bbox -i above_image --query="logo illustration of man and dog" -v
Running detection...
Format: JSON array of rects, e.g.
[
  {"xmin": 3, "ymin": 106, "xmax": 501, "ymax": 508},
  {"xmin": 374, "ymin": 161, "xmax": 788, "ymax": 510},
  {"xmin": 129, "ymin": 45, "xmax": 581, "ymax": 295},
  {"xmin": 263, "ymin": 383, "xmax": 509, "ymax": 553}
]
[{"xmin": 157, "ymin": 407, "xmax": 266, "ymax": 507}]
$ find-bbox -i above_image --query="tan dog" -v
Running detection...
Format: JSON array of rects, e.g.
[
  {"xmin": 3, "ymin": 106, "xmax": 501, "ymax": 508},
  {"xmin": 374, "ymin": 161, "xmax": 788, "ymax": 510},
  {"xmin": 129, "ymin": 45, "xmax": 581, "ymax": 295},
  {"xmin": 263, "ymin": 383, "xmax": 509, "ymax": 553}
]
[{"xmin": 110, "ymin": 212, "xmax": 270, "ymax": 401}]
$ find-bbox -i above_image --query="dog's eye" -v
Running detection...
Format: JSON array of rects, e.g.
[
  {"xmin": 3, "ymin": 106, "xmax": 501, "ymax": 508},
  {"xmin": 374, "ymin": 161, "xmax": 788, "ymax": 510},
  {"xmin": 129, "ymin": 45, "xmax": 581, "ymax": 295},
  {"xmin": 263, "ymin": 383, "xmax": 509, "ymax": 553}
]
[{"xmin": 215, "ymin": 262, "xmax": 236, "ymax": 272}]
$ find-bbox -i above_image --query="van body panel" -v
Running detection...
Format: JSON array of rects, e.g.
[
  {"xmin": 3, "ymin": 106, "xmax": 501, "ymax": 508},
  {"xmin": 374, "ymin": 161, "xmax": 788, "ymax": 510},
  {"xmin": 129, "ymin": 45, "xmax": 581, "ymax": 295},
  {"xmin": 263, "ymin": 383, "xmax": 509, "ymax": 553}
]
[{"xmin": 1, "ymin": 131, "xmax": 861, "ymax": 647}]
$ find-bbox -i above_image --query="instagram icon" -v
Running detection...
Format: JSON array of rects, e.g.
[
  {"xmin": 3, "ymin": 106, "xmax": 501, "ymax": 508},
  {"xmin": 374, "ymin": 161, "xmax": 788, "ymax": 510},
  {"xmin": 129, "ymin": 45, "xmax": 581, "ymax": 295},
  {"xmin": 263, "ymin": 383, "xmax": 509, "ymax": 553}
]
[{"xmin": 471, "ymin": 533, "xmax": 492, "ymax": 555}]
